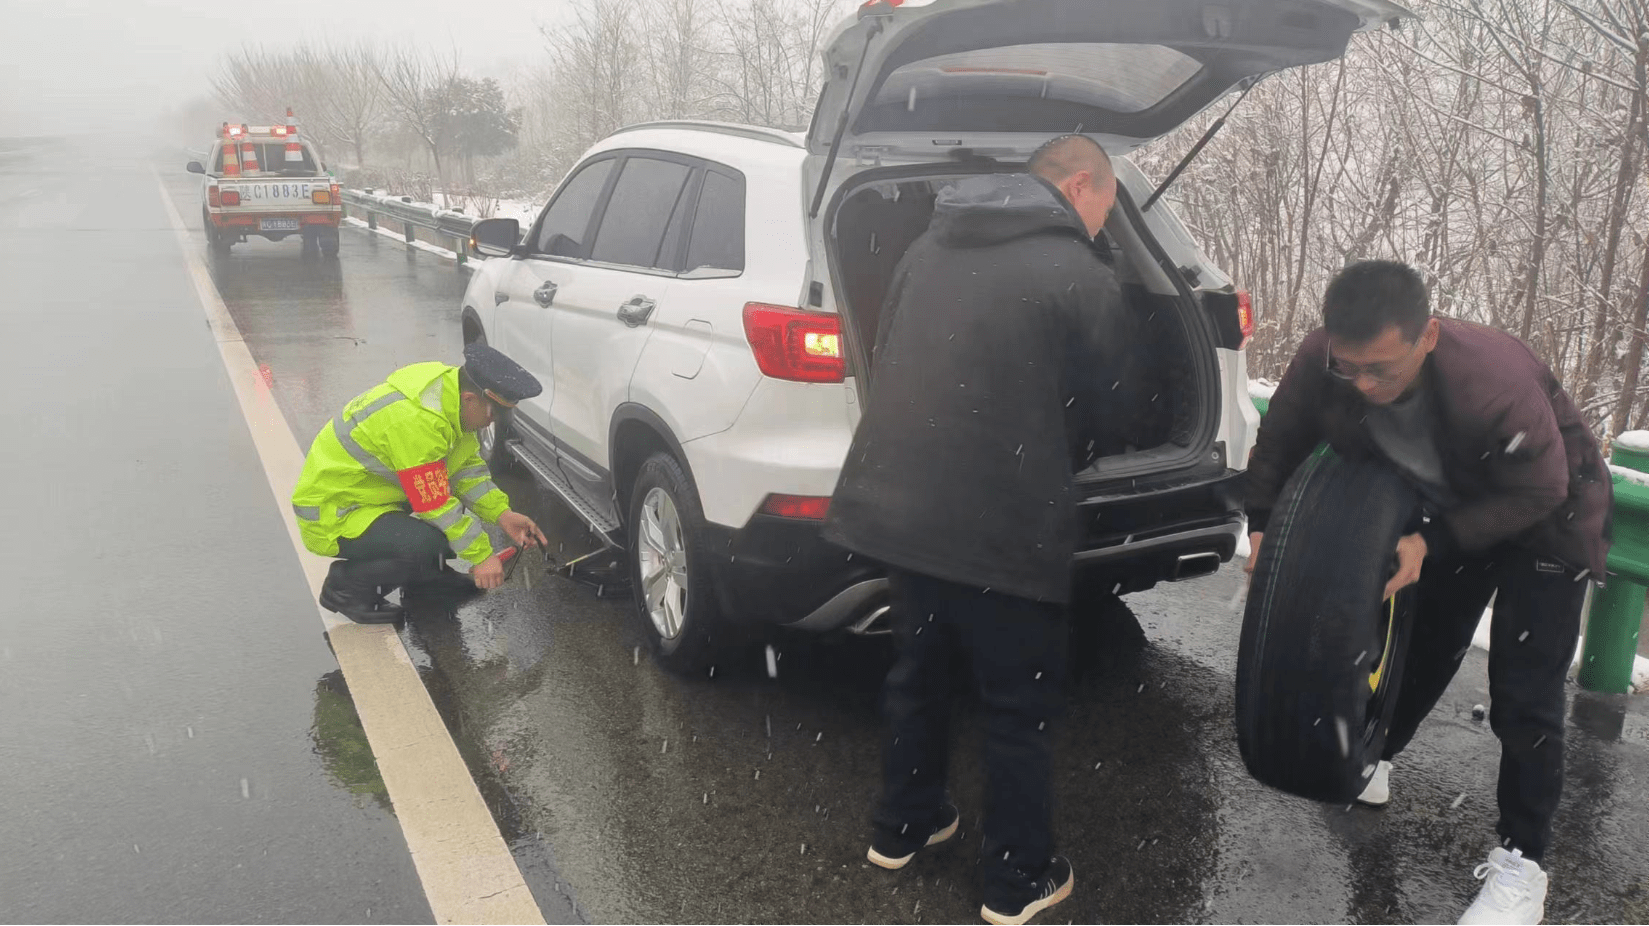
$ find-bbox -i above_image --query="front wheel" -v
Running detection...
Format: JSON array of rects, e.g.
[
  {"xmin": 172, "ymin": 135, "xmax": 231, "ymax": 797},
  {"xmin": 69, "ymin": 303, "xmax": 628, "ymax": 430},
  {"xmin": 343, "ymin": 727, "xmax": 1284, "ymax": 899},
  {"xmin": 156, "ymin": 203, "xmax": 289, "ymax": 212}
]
[{"xmin": 626, "ymin": 453, "xmax": 726, "ymax": 674}]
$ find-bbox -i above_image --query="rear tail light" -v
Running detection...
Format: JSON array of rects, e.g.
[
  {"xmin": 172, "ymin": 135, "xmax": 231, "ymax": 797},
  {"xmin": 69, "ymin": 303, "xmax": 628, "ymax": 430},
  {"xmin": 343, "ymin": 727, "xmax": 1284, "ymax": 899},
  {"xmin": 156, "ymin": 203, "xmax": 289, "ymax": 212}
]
[
  {"xmin": 330, "ymin": 183, "xmax": 340, "ymax": 204},
  {"xmin": 1237, "ymin": 291, "xmax": 1255, "ymax": 348},
  {"xmin": 221, "ymin": 190, "xmax": 241, "ymax": 206},
  {"xmin": 759, "ymin": 494, "xmax": 832, "ymax": 520},
  {"xmin": 312, "ymin": 190, "xmax": 331, "ymax": 204},
  {"xmin": 742, "ymin": 303, "xmax": 845, "ymax": 383},
  {"xmin": 208, "ymin": 186, "xmax": 221, "ymax": 207}
]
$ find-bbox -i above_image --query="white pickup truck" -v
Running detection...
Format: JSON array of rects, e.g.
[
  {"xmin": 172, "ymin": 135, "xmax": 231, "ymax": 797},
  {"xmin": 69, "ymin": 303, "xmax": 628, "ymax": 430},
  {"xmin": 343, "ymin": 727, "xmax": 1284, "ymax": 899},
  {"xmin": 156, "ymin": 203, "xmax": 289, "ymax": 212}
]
[{"xmin": 186, "ymin": 115, "xmax": 342, "ymax": 257}]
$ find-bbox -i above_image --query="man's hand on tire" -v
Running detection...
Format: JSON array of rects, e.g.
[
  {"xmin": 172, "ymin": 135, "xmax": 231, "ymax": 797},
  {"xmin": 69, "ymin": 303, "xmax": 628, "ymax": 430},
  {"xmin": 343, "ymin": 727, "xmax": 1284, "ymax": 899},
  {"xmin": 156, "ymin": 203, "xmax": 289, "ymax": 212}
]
[
  {"xmin": 1245, "ymin": 533, "xmax": 1263, "ymax": 575},
  {"xmin": 1382, "ymin": 533, "xmax": 1428, "ymax": 601},
  {"xmin": 472, "ymin": 554, "xmax": 505, "ymax": 589}
]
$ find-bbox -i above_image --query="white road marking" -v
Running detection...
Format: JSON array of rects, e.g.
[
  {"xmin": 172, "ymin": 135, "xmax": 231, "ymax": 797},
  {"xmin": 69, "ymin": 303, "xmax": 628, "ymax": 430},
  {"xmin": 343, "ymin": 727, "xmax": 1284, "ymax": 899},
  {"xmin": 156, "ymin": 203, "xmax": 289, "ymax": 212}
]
[{"xmin": 155, "ymin": 174, "xmax": 545, "ymax": 925}]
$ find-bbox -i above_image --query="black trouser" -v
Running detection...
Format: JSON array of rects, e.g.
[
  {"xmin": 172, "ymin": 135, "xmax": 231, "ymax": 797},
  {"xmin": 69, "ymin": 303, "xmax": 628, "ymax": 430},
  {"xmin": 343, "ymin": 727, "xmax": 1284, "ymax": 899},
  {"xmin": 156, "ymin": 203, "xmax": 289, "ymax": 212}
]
[
  {"xmin": 326, "ymin": 512, "xmax": 453, "ymax": 597},
  {"xmin": 876, "ymin": 569, "xmax": 1067, "ymax": 910},
  {"xmin": 1382, "ymin": 545, "xmax": 1586, "ymax": 861}
]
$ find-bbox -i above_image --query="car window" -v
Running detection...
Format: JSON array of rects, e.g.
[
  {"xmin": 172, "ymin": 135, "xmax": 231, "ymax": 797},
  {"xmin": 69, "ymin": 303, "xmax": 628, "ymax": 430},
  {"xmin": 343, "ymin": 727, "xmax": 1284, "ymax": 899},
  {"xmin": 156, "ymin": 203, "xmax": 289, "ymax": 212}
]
[
  {"xmin": 535, "ymin": 159, "xmax": 615, "ymax": 258},
  {"xmin": 255, "ymin": 142, "xmax": 321, "ymax": 176},
  {"xmin": 653, "ymin": 176, "xmax": 698, "ymax": 272},
  {"xmin": 589, "ymin": 157, "xmax": 693, "ymax": 269},
  {"xmin": 685, "ymin": 170, "xmax": 745, "ymax": 274},
  {"xmin": 874, "ymin": 43, "xmax": 1203, "ymax": 116}
]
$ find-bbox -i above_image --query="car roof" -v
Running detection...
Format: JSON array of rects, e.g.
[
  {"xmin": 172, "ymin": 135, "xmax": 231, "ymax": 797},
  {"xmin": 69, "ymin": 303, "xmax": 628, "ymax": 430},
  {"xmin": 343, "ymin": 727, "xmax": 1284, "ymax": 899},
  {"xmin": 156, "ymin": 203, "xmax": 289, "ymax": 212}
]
[{"xmin": 586, "ymin": 122, "xmax": 807, "ymax": 171}]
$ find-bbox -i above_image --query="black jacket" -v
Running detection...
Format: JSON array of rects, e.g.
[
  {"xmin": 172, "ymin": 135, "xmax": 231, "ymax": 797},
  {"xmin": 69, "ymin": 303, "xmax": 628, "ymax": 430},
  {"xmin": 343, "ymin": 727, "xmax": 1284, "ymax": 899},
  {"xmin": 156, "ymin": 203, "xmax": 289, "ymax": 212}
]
[
  {"xmin": 1247, "ymin": 322, "xmax": 1611, "ymax": 576},
  {"xmin": 822, "ymin": 174, "xmax": 1138, "ymax": 603}
]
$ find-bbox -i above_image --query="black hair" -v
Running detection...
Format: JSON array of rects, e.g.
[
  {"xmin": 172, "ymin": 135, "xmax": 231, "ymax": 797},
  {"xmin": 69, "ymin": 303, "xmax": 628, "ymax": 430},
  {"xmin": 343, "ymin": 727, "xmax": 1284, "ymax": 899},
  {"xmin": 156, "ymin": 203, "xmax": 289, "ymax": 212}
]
[
  {"xmin": 1028, "ymin": 134, "xmax": 1114, "ymax": 187},
  {"xmin": 1322, "ymin": 260, "xmax": 1430, "ymax": 343}
]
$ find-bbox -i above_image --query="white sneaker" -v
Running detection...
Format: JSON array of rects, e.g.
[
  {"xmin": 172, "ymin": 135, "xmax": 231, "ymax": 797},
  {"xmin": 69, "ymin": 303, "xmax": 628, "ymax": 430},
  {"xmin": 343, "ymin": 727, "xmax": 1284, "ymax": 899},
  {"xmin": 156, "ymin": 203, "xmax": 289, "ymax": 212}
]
[
  {"xmin": 1356, "ymin": 760, "xmax": 1392, "ymax": 806},
  {"xmin": 1458, "ymin": 847, "xmax": 1547, "ymax": 925}
]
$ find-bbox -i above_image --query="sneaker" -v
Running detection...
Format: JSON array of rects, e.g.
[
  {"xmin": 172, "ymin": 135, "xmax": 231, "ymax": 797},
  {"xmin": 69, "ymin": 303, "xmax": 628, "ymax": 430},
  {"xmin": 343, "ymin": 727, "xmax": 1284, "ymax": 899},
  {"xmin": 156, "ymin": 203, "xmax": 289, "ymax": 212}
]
[
  {"xmin": 981, "ymin": 855, "xmax": 1074, "ymax": 926},
  {"xmin": 867, "ymin": 803, "xmax": 960, "ymax": 870},
  {"xmin": 1458, "ymin": 847, "xmax": 1547, "ymax": 925},
  {"xmin": 1357, "ymin": 760, "xmax": 1392, "ymax": 806}
]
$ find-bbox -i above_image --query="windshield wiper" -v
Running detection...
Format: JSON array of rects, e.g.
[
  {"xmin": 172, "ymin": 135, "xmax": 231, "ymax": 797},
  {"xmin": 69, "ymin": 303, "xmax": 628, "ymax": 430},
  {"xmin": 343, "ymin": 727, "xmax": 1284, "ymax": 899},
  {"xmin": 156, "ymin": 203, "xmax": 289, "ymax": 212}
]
[{"xmin": 1142, "ymin": 76, "xmax": 1263, "ymax": 213}]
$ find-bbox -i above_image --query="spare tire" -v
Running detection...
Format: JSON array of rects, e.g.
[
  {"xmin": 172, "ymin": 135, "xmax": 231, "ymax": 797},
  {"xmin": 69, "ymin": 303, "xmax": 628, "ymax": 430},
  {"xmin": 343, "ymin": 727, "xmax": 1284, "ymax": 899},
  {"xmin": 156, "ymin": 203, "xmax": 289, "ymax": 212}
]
[{"xmin": 1236, "ymin": 450, "xmax": 1419, "ymax": 803}]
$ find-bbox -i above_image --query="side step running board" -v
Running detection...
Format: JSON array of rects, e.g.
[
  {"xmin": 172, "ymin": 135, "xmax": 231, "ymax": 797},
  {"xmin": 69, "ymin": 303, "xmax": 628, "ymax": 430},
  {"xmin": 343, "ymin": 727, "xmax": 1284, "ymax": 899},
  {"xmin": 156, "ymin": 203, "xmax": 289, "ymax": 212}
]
[{"xmin": 506, "ymin": 438, "xmax": 624, "ymax": 550}]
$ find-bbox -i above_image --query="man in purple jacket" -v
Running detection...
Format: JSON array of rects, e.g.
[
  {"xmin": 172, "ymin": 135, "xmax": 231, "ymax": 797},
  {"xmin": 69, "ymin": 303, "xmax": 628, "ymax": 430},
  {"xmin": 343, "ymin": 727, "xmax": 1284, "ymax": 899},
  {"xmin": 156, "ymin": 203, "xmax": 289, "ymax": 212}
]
[{"xmin": 1245, "ymin": 261, "xmax": 1611, "ymax": 925}]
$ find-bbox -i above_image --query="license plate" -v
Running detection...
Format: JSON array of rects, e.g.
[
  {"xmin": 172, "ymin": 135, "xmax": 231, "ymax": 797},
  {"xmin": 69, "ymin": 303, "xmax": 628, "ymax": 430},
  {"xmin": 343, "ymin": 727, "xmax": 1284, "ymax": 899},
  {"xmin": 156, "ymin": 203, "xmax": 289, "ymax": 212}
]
[{"xmin": 260, "ymin": 217, "xmax": 301, "ymax": 231}]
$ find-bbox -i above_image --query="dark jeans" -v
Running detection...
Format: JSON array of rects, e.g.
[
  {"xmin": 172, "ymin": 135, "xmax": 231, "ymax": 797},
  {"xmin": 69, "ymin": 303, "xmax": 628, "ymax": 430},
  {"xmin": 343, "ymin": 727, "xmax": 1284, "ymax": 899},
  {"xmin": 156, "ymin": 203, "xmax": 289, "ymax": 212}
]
[
  {"xmin": 327, "ymin": 512, "xmax": 453, "ymax": 596},
  {"xmin": 876, "ymin": 568, "xmax": 1067, "ymax": 910},
  {"xmin": 1382, "ymin": 545, "xmax": 1586, "ymax": 861}
]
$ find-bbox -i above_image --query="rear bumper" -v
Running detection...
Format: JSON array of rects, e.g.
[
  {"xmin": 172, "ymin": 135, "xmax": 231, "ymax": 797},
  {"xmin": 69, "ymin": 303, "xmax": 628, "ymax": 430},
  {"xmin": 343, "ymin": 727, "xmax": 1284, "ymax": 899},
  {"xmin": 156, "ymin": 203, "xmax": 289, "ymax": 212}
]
[
  {"xmin": 208, "ymin": 211, "xmax": 341, "ymax": 228},
  {"xmin": 708, "ymin": 469, "xmax": 1247, "ymax": 631}
]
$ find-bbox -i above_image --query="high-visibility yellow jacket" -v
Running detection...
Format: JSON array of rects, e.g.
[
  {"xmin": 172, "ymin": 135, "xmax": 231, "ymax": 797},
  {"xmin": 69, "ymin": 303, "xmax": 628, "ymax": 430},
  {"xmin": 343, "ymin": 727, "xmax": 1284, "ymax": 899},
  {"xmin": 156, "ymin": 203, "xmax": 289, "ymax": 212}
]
[{"xmin": 290, "ymin": 362, "xmax": 510, "ymax": 564}]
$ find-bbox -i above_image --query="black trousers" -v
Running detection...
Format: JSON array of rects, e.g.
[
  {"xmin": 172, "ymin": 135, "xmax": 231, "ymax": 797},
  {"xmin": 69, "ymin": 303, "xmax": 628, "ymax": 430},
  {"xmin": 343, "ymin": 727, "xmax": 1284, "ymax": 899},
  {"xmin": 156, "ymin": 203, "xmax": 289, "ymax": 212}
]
[
  {"xmin": 327, "ymin": 512, "xmax": 453, "ymax": 596},
  {"xmin": 1382, "ymin": 545, "xmax": 1586, "ymax": 861},
  {"xmin": 876, "ymin": 568, "xmax": 1067, "ymax": 910}
]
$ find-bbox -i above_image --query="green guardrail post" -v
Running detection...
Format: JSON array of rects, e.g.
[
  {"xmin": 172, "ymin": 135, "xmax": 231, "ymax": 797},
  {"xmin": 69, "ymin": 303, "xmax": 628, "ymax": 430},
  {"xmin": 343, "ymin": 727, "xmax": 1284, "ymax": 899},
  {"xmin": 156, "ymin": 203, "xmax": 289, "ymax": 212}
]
[
  {"xmin": 1581, "ymin": 432, "xmax": 1649, "ymax": 693},
  {"xmin": 366, "ymin": 210, "xmax": 377, "ymax": 230},
  {"xmin": 404, "ymin": 220, "xmax": 416, "ymax": 244}
]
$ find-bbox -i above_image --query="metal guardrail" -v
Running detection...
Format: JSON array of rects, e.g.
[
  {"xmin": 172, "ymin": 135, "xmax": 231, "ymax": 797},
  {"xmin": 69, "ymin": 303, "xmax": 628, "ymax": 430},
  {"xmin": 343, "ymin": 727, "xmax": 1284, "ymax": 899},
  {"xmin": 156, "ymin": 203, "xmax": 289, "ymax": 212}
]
[{"xmin": 340, "ymin": 189, "xmax": 486, "ymax": 265}]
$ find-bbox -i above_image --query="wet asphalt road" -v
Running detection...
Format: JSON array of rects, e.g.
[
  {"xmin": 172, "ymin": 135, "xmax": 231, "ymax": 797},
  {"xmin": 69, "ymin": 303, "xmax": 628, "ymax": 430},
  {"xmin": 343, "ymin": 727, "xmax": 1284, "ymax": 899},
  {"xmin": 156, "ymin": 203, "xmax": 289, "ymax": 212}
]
[
  {"xmin": 0, "ymin": 138, "xmax": 430, "ymax": 922},
  {"xmin": 9, "ymin": 135, "xmax": 1649, "ymax": 923}
]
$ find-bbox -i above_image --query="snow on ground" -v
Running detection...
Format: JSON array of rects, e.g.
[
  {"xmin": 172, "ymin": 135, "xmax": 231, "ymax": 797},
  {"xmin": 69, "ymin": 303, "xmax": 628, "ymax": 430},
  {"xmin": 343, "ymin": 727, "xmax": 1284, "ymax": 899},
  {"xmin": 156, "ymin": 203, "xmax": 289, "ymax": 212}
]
[
  {"xmin": 432, "ymin": 192, "xmax": 541, "ymax": 226},
  {"xmin": 1248, "ymin": 379, "xmax": 1278, "ymax": 401}
]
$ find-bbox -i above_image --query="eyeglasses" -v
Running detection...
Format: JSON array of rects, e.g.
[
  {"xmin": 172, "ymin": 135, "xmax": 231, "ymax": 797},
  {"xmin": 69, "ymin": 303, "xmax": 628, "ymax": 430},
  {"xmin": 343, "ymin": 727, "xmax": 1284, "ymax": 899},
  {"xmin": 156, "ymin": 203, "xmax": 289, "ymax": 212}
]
[{"xmin": 1326, "ymin": 336, "xmax": 1424, "ymax": 387}]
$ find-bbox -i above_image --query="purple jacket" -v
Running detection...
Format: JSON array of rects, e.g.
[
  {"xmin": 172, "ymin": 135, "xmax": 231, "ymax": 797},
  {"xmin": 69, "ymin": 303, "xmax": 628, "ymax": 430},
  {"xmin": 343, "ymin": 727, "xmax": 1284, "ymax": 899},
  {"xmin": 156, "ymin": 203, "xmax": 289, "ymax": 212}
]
[{"xmin": 1246, "ymin": 320, "xmax": 1612, "ymax": 577}]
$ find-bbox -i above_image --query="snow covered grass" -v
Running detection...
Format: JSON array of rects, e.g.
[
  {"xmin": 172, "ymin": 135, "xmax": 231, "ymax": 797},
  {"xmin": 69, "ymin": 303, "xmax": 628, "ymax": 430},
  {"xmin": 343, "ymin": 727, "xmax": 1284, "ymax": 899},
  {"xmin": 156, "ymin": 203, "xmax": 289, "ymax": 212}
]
[{"xmin": 1248, "ymin": 379, "xmax": 1278, "ymax": 402}]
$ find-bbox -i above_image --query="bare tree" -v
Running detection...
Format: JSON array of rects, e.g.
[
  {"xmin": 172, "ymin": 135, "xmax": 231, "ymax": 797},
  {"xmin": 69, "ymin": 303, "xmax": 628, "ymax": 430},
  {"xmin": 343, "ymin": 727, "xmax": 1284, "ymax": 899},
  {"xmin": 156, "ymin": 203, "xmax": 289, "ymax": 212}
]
[{"xmin": 373, "ymin": 44, "xmax": 461, "ymax": 186}]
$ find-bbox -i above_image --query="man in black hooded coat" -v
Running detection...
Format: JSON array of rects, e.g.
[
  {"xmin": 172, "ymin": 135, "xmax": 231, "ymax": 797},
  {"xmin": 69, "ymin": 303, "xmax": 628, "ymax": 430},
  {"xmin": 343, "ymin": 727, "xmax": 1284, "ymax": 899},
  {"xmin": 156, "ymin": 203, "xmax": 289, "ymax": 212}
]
[{"xmin": 824, "ymin": 135, "xmax": 1138, "ymax": 925}]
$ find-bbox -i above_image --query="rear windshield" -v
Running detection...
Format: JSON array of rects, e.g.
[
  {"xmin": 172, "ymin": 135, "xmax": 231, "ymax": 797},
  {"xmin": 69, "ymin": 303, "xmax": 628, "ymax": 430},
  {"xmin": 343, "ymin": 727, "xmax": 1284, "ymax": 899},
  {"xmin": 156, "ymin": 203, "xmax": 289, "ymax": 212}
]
[
  {"xmin": 874, "ymin": 43, "xmax": 1203, "ymax": 117},
  {"xmin": 213, "ymin": 141, "xmax": 322, "ymax": 177}
]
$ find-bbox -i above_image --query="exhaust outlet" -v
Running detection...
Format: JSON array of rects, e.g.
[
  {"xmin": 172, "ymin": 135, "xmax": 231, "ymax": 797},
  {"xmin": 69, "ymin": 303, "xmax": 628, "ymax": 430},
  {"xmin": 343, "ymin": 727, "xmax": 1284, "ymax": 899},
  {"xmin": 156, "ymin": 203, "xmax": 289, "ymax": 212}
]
[
  {"xmin": 1171, "ymin": 551, "xmax": 1222, "ymax": 581},
  {"xmin": 848, "ymin": 604, "xmax": 893, "ymax": 636}
]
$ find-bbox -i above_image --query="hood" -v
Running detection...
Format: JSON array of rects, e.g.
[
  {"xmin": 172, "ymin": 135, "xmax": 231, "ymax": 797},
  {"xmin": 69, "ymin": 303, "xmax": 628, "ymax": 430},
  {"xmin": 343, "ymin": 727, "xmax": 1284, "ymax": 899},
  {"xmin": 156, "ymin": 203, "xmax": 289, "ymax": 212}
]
[{"xmin": 931, "ymin": 174, "xmax": 1087, "ymax": 248}]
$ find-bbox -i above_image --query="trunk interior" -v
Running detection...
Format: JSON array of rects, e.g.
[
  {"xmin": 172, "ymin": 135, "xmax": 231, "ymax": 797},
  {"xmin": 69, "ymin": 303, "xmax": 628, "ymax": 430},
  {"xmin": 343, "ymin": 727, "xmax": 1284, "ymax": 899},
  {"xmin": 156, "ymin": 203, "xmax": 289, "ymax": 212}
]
[{"xmin": 830, "ymin": 172, "xmax": 1215, "ymax": 480}]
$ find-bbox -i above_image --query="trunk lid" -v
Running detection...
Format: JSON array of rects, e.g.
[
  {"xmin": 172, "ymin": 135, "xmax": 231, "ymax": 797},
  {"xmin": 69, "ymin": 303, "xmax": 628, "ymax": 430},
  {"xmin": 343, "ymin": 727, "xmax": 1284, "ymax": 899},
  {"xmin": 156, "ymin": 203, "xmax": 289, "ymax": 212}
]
[{"xmin": 806, "ymin": 0, "xmax": 1411, "ymax": 173}]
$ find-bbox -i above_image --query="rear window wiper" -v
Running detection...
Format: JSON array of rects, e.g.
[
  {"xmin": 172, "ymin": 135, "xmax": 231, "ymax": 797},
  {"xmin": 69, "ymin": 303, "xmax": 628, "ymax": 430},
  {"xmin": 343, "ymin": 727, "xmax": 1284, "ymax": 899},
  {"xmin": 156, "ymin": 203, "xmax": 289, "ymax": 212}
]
[{"xmin": 1142, "ymin": 76, "xmax": 1263, "ymax": 213}]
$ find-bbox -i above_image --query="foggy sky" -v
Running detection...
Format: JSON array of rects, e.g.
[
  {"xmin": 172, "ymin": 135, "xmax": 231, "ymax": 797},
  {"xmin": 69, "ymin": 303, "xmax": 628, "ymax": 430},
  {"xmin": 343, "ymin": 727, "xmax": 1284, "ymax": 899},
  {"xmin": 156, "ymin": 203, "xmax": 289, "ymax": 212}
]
[{"xmin": 2, "ymin": 0, "xmax": 574, "ymax": 136}]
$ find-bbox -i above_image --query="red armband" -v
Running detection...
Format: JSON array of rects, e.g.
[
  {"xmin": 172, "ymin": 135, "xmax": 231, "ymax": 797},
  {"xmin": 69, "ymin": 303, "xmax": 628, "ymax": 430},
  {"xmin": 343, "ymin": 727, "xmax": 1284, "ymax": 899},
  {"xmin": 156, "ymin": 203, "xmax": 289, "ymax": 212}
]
[{"xmin": 397, "ymin": 461, "xmax": 452, "ymax": 513}]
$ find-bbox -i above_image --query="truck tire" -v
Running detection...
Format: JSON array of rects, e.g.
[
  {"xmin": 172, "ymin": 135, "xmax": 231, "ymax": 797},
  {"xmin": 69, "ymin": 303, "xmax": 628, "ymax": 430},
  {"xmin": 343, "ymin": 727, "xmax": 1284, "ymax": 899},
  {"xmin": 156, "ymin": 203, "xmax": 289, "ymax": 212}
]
[
  {"xmin": 204, "ymin": 212, "xmax": 231, "ymax": 254},
  {"xmin": 627, "ymin": 453, "xmax": 727, "ymax": 675},
  {"xmin": 1235, "ymin": 450, "xmax": 1418, "ymax": 803},
  {"xmin": 319, "ymin": 227, "xmax": 340, "ymax": 258}
]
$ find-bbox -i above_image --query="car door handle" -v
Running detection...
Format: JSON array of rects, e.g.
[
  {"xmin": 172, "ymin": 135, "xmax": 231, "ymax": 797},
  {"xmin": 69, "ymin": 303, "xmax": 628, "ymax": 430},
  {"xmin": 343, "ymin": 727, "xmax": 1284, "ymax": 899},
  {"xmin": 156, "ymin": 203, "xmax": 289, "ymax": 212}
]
[
  {"xmin": 617, "ymin": 295, "xmax": 657, "ymax": 328},
  {"xmin": 533, "ymin": 281, "xmax": 558, "ymax": 308}
]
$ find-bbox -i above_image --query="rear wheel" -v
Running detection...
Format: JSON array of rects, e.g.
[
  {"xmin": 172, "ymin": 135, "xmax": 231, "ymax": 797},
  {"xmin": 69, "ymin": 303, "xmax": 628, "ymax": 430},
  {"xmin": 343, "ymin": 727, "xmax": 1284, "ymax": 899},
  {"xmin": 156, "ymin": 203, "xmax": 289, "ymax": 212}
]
[
  {"xmin": 627, "ymin": 453, "xmax": 726, "ymax": 674},
  {"xmin": 1235, "ymin": 451, "xmax": 1417, "ymax": 803},
  {"xmin": 204, "ymin": 212, "xmax": 231, "ymax": 254},
  {"xmin": 319, "ymin": 226, "xmax": 340, "ymax": 258}
]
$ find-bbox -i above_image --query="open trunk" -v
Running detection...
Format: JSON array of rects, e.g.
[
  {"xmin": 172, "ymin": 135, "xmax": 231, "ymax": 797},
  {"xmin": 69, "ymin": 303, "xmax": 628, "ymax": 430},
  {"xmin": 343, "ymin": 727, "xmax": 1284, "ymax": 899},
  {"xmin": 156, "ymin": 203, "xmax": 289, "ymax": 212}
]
[{"xmin": 829, "ymin": 168, "xmax": 1218, "ymax": 481}]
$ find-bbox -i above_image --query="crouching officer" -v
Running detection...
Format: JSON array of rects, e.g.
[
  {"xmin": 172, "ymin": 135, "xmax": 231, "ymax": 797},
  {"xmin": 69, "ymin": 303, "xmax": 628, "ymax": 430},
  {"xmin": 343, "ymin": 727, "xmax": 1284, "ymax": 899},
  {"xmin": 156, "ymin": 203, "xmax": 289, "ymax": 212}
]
[{"xmin": 291, "ymin": 343, "xmax": 549, "ymax": 623}]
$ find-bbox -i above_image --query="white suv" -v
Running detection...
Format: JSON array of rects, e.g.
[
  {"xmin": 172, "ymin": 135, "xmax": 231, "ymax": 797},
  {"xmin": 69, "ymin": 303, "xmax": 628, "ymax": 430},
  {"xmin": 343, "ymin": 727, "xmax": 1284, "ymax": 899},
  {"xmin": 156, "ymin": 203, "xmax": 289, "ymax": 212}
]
[{"xmin": 460, "ymin": 0, "xmax": 1407, "ymax": 671}]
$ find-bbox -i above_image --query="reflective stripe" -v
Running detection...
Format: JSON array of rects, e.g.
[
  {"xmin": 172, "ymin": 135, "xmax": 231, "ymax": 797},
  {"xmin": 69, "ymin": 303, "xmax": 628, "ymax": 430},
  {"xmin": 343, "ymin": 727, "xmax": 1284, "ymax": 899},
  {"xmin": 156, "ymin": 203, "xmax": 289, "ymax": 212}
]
[
  {"xmin": 332, "ymin": 392, "xmax": 407, "ymax": 479},
  {"xmin": 347, "ymin": 392, "xmax": 405, "ymax": 426},
  {"xmin": 333, "ymin": 417, "xmax": 395, "ymax": 478},
  {"xmin": 292, "ymin": 504, "xmax": 321, "ymax": 521},
  {"xmin": 452, "ymin": 518, "xmax": 485, "ymax": 555},
  {"xmin": 459, "ymin": 479, "xmax": 500, "ymax": 506},
  {"xmin": 452, "ymin": 465, "xmax": 490, "ymax": 483},
  {"xmin": 337, "ymin": 504, "xmax": 359, "ymax": 518},
  {"xmin": 421, "ymin": 504, "xmax": 465, "ymax": 532}
]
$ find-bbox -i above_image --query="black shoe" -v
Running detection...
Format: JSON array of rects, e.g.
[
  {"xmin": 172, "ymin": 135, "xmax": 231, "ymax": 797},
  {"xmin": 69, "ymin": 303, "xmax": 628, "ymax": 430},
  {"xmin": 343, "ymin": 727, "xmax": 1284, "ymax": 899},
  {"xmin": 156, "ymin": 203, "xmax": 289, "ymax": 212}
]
[
  {"xmin": 404, "ymin": 565, "xmax": 482, "ymax": 602},
  {"xmin": 981, "ymin": 856, "xmax": 1073, "ymax": 926},
  {"xmin": 319, "ymin": 585, "xmax": 406, "ymax": 624},
  {"xmin": 867, "ymin": 803, "xmax": 960, "ymax": 870}
]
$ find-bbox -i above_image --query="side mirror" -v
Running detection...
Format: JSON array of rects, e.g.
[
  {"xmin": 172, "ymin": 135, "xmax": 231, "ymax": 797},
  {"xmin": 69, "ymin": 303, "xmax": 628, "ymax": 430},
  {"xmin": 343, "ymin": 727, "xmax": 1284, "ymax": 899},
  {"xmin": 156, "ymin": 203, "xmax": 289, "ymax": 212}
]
[
  {"xmin": 470, "ymin": 218, "xmax": 521, "ymax": 258},
  {"xmin": 186, "ymin": 161, "xmax": 206, "ymax": 174}
]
